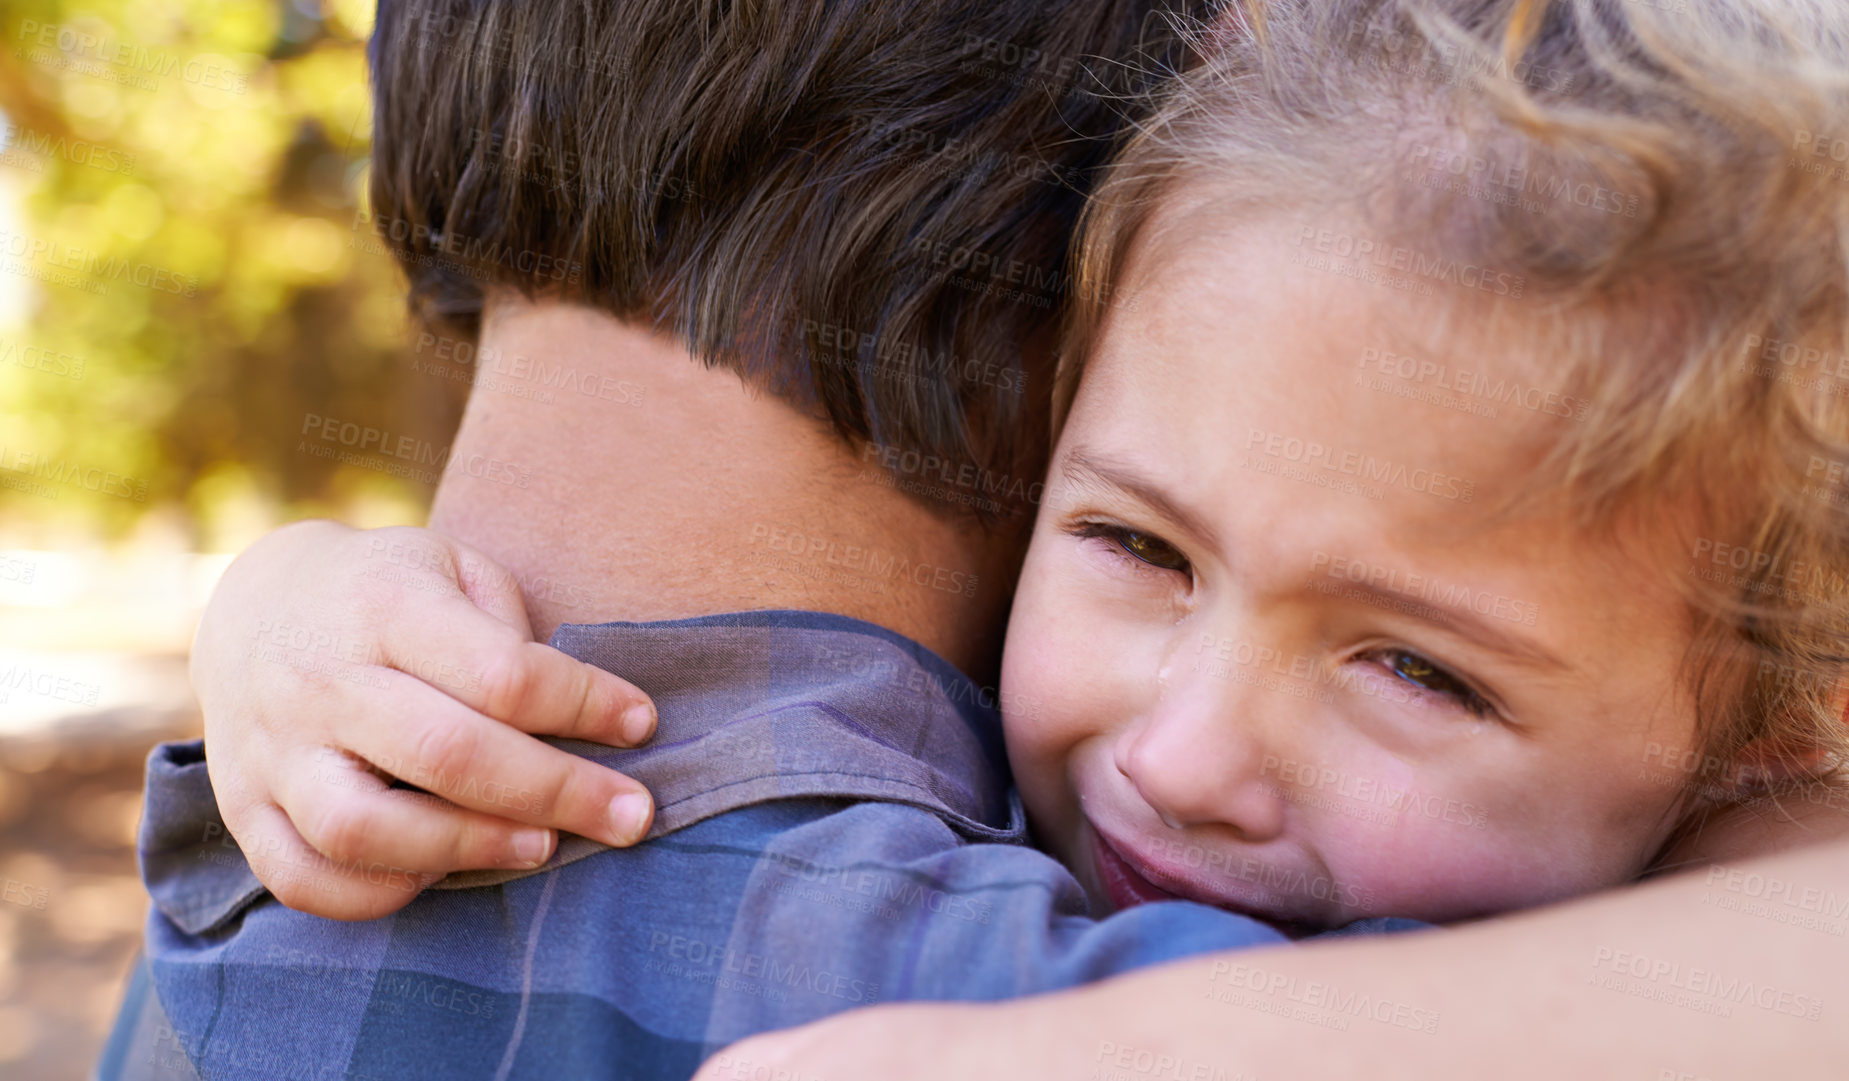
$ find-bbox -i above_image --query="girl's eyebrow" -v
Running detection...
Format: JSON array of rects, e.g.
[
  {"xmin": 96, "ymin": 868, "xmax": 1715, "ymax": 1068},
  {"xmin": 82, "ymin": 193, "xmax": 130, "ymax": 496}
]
[
  {"xmin": 1329, "ymin": 580, "xmax": 1571, "ymax": 674},
  {"xmin": 1060, "ymin": 447, "xmax": 1221, "ymax": 550}
]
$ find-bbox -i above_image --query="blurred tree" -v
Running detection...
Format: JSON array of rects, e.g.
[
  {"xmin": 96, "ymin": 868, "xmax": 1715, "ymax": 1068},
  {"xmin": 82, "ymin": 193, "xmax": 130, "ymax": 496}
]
[{"xmin": 0, "ymin": 0, "xmax": 466, "ymax": 550}]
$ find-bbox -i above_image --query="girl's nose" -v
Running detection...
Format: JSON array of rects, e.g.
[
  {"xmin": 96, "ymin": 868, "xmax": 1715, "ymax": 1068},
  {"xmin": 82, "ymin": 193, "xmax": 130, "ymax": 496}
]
[{"xmin": 1113, "ymin": 655, "xmax": 1286, "ymax": 844}]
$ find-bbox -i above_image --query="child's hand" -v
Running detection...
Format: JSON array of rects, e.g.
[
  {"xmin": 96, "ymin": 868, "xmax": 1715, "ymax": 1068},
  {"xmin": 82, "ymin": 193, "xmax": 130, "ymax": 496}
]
[{"xmin": 192, "ymin": 520, "xmax": 659, "ymax": 920}]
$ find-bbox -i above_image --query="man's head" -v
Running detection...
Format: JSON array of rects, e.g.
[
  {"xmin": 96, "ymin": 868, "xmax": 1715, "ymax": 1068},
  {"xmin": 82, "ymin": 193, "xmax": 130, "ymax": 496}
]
[{"xmin": 366, "ymin": 0, "xmax": 1206, "ymax": 522}]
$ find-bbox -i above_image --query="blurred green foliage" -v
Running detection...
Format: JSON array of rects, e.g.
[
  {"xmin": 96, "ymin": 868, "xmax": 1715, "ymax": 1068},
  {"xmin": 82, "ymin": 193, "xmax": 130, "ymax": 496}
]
[{"xmin": 0, "ymin": 0, "xmax": 463, "ymax": 548}]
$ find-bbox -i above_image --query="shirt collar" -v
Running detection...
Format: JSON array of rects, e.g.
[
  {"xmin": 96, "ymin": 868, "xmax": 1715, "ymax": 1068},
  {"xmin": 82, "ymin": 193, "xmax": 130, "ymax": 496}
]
[{"xmin": 436, "ymin": 609, "xmax": 1024, "ymax": 890}]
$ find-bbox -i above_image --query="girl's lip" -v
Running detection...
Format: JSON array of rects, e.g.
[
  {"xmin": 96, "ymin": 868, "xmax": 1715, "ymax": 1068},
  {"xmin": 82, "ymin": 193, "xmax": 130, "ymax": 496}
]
[
  {"xmin": 1088, "ymin": 824, "xmax": 1319, "ymax": 938},
  {"xmin": 1091, "ymin": 825, "xmax": 1185, "ymax": 908}
]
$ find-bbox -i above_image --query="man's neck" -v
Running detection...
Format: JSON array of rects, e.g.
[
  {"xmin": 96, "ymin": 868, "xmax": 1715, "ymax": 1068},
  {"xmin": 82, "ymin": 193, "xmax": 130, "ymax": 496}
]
[{"xmin": 427, "ymin": 297, "xmax": 1023, "ymax": 683}]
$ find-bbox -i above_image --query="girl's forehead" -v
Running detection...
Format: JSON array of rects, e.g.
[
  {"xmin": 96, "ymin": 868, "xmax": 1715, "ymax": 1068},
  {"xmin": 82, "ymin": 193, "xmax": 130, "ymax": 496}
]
[
  {"xmin": 1060, "ymin": 225, "xmax": 1695, "ymax": 660},
  {"xmin": 1085, "ymin": 218, "xmax": 1570, "ymax": 448}
]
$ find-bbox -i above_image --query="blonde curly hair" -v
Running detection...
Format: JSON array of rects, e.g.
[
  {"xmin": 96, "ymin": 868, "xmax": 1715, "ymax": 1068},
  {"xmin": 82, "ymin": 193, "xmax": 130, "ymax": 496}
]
[{"xmin": 1058, "ymin": 0, "xmax": 1849, "ymax": 861}]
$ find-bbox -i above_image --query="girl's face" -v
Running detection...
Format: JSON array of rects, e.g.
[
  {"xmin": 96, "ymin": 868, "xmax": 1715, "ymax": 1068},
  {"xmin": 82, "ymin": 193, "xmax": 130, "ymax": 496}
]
[{"xmin": 1002, "ymin": 216, "xmax": 1704, "ymax": 932}]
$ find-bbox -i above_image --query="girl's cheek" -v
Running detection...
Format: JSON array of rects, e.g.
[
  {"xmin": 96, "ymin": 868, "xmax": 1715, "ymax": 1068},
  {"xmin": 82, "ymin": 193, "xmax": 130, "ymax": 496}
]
[
  {"xmin": 1316, "ymin": 819, "xmax": 1481, "ymax": 920},
  {"xmin": 1330, "ymin": 802, "xmax": 1594, "ymax": 920},
  {"xmin": 1003, "ymin": 548, "xmax": 1113, "ymax": 827},
  {"xmin": 1003, "ymin": 615, "xmax": 1088, "ymax": 772}
]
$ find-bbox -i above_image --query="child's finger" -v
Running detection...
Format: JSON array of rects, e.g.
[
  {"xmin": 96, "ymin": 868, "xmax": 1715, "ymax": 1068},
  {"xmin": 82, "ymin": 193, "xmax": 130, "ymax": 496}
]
[
  {"xmin": 377, "ymin": 587, "xmax": 657, "ymax": 747},
  {"xmin": 332, "ymin": 669, "xmax": 656, "ymax": 850},
  {"xmin": 237, "ymin": 800, "xmax": 441, "ymax": 922},
  {"xmin": 279, "ymin": 749, "xmax": 559, "ymax": 877}
]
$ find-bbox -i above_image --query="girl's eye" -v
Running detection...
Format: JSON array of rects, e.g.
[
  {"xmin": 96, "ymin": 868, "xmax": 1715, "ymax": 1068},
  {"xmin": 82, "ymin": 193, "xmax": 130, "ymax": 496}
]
[
  {"xmin": 1117, "ymin": 531, "xmax": 1189, "ymax": 572},
  {"xmin": 1372, "ymin": 648, "xmax": 1495, "ymax": 719},
  {"xmin": 1073, "ymin": 523, "xmax": 1191, "ymax": 575}
]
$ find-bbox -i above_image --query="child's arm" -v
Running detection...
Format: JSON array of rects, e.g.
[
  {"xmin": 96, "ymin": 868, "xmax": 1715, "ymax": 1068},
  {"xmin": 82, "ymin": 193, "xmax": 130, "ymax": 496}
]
[{"xmin": 189, "ymin": 519, "xmax": 660, "ymax": 920}]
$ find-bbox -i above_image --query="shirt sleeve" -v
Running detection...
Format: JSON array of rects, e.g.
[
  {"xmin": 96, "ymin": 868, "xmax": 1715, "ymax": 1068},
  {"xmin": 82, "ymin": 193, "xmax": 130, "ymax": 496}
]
[{"xmin": 703, "ymin": 801, "xmax": 1429, "ymax": 1048}]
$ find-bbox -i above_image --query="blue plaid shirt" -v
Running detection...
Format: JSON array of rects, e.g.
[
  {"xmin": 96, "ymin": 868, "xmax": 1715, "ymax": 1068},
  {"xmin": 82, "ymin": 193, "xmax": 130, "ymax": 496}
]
[{"xmin": 98, "ymin": 611, "xmax": 1424, "ymax": 1080}]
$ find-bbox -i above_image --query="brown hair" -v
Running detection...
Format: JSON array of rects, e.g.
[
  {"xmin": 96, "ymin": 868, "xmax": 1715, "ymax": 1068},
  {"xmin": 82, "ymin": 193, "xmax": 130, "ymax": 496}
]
[
  {"xmin": 1060, "ymin": 0, "xmax": 1849, "ymax": 848},
  {"xmin": 366, "ymin": 0, "xmax": 1205, "ymax": 521}
]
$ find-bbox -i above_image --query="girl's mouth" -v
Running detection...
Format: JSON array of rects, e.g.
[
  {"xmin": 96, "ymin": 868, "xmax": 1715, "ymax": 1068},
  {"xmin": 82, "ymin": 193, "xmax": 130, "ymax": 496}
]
[{"xmin": 1089, "ymin": 825, "xmax": 1320, "ymax": 939}]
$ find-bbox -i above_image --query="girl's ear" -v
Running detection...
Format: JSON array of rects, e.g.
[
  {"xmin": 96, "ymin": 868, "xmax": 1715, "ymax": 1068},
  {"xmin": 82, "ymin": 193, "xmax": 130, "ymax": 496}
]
[
  {"xmin": 1726, "ymin": 737, "xmax": 1835, "ymax": 791},
  {"xmin": 1721, "ymin": 681, "xmax": 1847, "ymax": 791}
]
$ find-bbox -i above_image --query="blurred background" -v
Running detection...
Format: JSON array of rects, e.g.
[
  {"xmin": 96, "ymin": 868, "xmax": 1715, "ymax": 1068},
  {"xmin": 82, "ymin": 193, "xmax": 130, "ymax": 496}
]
[{"xmin": 0, "ymin": 1, "xmax": 466, "ymax": 1075}]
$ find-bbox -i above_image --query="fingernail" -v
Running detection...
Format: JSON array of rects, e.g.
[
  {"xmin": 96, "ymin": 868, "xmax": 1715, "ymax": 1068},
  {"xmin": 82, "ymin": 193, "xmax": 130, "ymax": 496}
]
[
  {"xmin": 620, "ymin": 702, "xmax": 657, "ymax": 744},
  {"xmin": 607, "ymin": 791, "xmax": 653, "ymax": 846},
  {"xmin": 511, "ymin": 829, "xmax": 552, "ymax": 867}
]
